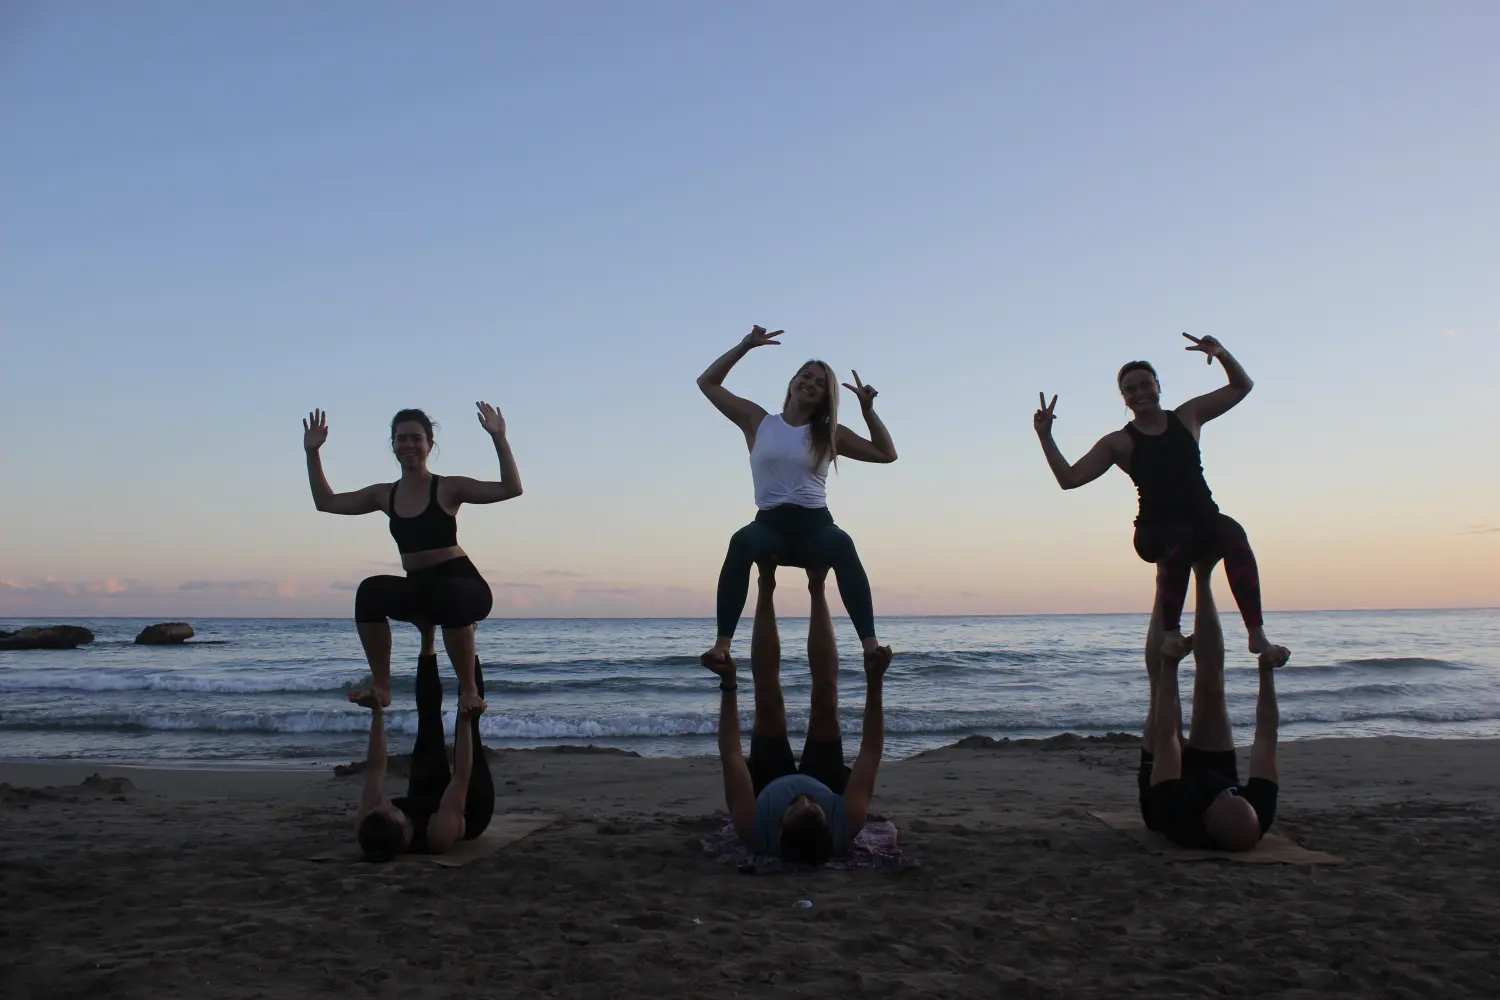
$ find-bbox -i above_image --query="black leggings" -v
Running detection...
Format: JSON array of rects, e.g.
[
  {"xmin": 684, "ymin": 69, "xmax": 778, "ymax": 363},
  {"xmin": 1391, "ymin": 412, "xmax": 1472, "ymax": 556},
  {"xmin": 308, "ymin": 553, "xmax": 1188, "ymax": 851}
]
[
  {"xmin": 1134, "ymin": 513, "xmax": 1263, "ymax": 634},
  {"xmin": 715, "ymin": 504, "xmax": 876, "ymax": 641},
  {"xmin": 355, "ymin": 556, "xmax": 493, "ymax": 629},
  {"xmin": 409, "ymin": 652, "xmax": 495, "ymax": 840}
]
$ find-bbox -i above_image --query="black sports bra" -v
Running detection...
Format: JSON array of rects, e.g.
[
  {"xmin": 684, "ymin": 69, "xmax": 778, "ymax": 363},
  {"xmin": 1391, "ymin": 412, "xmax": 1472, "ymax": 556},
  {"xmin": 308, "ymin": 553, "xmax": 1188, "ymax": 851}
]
[{"xmin": 387, "ymin": 476, "xmax": 459, "ymax": 553}]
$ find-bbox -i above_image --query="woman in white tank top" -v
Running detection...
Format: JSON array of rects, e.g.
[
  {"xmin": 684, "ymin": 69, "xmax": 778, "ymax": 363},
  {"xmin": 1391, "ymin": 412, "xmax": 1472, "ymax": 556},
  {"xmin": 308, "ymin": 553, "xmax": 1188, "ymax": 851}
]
[{"xmin": 696, "ymin": 325, "xmax": 899, "ymax": 670}]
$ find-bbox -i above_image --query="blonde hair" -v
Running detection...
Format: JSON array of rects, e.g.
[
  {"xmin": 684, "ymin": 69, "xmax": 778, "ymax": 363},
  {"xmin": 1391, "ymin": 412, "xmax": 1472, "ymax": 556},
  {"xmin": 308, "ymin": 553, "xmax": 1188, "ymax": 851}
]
[{"xmin": 783, "ymin": 360, "xmax": 840, "ymax": 471}]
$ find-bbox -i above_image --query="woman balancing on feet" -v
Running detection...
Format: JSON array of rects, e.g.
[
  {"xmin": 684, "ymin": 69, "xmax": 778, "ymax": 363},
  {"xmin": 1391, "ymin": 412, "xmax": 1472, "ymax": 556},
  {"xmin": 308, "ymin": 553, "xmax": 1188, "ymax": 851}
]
[
  {"xmin": 302, "ymin": 403, "xmax": 523, "ymax": 715},
  {"xmin": 698, "ymin": 325, "xmax": 897, "ymax": 669},
  {"xmin": 1034, "ymin": 334, "xmax": 1290, "ymax": 669}
]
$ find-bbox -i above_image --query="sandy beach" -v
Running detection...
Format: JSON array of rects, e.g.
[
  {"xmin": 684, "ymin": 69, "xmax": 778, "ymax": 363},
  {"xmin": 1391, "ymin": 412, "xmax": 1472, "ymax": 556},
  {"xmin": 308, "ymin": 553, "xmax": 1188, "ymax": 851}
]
[{"xmin": 4, "ymin": 735, "xmax": 1500, "ymax": 999}]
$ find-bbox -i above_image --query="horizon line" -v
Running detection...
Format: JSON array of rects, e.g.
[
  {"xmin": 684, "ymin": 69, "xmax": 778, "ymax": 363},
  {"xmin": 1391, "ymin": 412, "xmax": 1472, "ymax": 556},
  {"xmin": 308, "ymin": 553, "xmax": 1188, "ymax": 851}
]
[{"xmin": 4, "ymin": 607, "xmax": 1496, "ymax": 622}]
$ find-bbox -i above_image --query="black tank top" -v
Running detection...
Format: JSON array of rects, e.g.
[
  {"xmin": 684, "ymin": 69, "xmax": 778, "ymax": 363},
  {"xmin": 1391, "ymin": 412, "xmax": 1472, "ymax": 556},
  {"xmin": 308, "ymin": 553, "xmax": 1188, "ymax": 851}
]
[
  {"xmin": 1123, "ymin": 412, "xmax": 1219, "ymax": 525},
  {"xmin": 387, "ymin": 476, "xmax": 459, "ymax": 553}
]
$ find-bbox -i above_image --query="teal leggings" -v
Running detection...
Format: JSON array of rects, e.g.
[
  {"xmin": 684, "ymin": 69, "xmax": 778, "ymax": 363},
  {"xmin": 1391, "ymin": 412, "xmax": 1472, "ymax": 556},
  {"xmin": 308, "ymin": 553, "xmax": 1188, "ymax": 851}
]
[{"xmin": 715, "ymin": 504, "xmax": 876, "ymax": 641}]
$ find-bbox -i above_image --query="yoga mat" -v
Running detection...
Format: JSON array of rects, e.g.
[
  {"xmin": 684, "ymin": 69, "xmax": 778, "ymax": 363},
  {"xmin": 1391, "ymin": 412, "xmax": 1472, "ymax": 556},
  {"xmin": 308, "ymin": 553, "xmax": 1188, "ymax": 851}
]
[
  {"xmin": 311, "ymin": 812, "xmax": 560, "ymax": 866},
  {"xmin": 1091, "ymin": 811, "xmax": 1344, "ymax": 865},
  {"xmin": 701, "ymin": 811, "xmax": 918, "ymax": 874}
]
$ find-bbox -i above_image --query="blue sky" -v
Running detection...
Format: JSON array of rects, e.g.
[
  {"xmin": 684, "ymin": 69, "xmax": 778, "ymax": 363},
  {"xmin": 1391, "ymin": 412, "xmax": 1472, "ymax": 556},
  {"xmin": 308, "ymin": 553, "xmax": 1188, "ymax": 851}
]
[{"xmin": 2, "ymin": 1, "xmax": 1497, "ymax": 619}]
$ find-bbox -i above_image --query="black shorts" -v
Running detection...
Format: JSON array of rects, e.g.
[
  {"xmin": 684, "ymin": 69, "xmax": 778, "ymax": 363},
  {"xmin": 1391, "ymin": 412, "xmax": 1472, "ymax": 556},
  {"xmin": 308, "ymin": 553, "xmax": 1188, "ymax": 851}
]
[
  {"xmin": 1138, "ymin": 745, "xmax": 1239, "ymax": 828},
  {"xmin": 748, "ymin": 733, "xmax": 851, "ymax": 796}
]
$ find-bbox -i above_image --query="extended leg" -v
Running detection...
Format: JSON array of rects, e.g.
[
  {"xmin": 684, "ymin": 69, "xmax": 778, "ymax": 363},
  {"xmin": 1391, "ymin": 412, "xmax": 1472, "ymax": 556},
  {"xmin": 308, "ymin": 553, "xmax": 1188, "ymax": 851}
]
[
  {"xmin": 710, "ymin": 521, "xmax": 786, "ymax": 659},
  {"xmin": 805, "ymin": 567, "xmax": 840, "ymax": 742},
  {"xmin": 1136, "ymin": 523, "xmax": 1195, "ymax": 660},
  {"xmin": 1186, "ymin": 559, "xmax": 1233, "ymax": 753},
  {"xmin": 1209, "ymin": 514, "xmax": 1289, "ymax": 664},
  {"xmin": 351, "ymin": 574, "xmax": 424, "ymax": 707},
  {"xmin": 463, "ymin": 654, "xmax": 495, "ymax": 838},
  {"xmin": 803, "ymin": 524, "xmax": 884, "ymax": 659},
  {"xmin": 749, "ymin": 562, "xmax": 787, "ymax": 740},
  {"xmin": 408, "ymin": 632, "xmax": 451, "ymax": 794}
]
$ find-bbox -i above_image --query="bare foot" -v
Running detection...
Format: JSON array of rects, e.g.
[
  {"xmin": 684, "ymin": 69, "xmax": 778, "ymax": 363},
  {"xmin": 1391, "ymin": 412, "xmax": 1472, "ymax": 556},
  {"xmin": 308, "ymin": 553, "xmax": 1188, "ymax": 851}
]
[
  {"xmin": 458, "ymin": 689, "xmax": 488, "ymax": 716},
  {"xmin": 700, "ymin": 648, "xmax": 736, "ymax": 683},
  {"xmin": 1258, "ymin": 645, "xmax": 1291, "ymax": 670},
  {"xmin": 863, "ymin": 644, "xmax": 892, "ymax": 681},
  {"xmin": 347, "ymin": 686, "xmax": 391, "ymax": 709},
  {"xmin": 1161, "ymin": 632, "xmax": 1195, "ymax": 661}
]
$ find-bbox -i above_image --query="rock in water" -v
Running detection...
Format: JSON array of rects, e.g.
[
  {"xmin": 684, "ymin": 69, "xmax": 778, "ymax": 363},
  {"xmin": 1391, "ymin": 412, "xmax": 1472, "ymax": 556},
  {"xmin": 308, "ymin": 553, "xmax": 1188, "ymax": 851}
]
[
  {"xmin": 0, "ymin": 625, "xmax": 95, "ymax": 650},
  {"xmin": 135, "ymin": 622, "xmax": 195, "ymax": 645}
]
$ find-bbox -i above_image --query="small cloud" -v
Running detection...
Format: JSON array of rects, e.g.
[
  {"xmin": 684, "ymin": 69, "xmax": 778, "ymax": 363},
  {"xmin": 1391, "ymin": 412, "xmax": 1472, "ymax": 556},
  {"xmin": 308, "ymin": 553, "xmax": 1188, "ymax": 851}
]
[
  {"xmin": 575, "ymin": 585, "xmax": 639, "ymax": 595},
  {"xmin": 492, "ymin": 581, "xmax": 543, "ymax": 590},
  {"xmin": 537, "ymin": 569, "xmax": 588, "ymax": 579},
  {"xmin": 1457, "ymin": 524, "xmax": 1500, "ymax": 535},
  {"xmin": 328, "ymin": 581, "xmax": 360, "ymax": 592},
  {"xmin": 177, "ymin": 580, "xmax": 278, "ymax": 596},
  {"xmin": 1, "ymin": 577, "xmax": 154, "ymax": 597}
]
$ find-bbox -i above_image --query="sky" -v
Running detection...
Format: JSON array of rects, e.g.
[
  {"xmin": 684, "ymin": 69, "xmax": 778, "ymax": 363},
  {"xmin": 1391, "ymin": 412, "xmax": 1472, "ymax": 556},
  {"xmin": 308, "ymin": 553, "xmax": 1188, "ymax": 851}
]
[{"xmin": 2, "ymin": 1, "xmax": 1497, "ymax": 620}]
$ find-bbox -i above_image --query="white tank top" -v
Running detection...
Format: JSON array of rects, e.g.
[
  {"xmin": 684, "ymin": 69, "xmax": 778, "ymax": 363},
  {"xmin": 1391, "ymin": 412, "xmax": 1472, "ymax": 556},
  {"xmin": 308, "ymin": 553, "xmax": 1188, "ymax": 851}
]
[{"xmin": 750, "ymin": 413, "xmax": 829, "ymax": 510}]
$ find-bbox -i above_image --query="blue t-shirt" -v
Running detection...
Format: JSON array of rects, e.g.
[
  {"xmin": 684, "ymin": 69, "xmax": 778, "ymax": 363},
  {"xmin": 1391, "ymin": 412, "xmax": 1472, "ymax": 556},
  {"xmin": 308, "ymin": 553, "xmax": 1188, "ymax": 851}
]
[{"xmin": 751, "ymin": 773, "xmax": 848, "ymax": 857}]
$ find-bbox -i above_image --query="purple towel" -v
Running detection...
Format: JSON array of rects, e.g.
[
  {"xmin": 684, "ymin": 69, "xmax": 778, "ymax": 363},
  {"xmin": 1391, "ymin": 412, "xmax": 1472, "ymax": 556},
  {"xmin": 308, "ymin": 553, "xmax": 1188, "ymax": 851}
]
[{"xmin": 700, "ymin": 811, "xmax": 918, "ymax": 874}]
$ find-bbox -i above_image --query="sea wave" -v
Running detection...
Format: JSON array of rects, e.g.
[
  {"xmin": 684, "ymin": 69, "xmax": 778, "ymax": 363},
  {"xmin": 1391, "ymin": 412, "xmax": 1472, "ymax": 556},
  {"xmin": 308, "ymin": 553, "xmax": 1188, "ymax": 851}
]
[{"xmin": 5, "ymin": 702, "xmax": 1498, "ymax": 740}]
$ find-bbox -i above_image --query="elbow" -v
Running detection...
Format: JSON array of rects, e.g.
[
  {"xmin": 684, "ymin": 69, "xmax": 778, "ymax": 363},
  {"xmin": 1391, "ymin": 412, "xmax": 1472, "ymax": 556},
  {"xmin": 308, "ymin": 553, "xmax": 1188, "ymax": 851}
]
[{"xmin": 879, "ymin": 450, "xmax": 898, "ymax": 464}]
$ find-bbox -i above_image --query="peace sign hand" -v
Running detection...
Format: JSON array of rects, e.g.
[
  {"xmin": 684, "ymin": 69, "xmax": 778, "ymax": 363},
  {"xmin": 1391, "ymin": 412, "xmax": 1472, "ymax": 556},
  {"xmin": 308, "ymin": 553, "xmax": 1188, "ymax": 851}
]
[
  {"xmin": 475, "ymin": 401, "xmax": 507, "ymax": 438},
  {"xmin": 1182, "ymin": 332, "xmax": 1226, "ymax": 365},
  {"xmin": 302, "ymin": 410, "xmax": 328, "ymax": 452},
  {"xmin": 1034, "ymin": 393, "xmax": 1058, "ymax": 435},
  {"xmin": 741, "ymin": 325, "xmax": 783, "ymax": 349},
  {"xmin": 841, "ymin": 370, "xmax": 879, "ymax": 410}
]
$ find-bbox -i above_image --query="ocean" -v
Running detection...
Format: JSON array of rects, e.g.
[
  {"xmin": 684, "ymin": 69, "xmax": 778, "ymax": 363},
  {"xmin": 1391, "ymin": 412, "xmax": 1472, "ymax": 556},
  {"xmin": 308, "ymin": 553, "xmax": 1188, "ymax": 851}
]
[{"xmin": 1, "ymin": 611, "xmax": 1496, "ymax": 767}]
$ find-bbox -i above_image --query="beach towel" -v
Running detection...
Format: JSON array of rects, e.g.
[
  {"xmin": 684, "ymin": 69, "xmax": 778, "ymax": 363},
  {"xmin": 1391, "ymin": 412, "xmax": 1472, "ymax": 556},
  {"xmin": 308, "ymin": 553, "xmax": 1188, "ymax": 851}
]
[
  {"xmin": 1090, "ymin": 810, "xmax": 1344, "ymax": 865},
  {"xmin": 701, "ymin": 811, "xmax": 918, "ymax": 874},
  {"xmin": 310, "ymin": 812, "xmax": 560, "ymax": 867}
]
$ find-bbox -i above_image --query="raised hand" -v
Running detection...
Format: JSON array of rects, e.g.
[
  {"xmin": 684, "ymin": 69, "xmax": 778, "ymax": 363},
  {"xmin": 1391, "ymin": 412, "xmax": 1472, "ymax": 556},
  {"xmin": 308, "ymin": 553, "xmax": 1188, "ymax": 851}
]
[
  {"xmin": 1033, "ymin": 393, "xmax": 1058, "ymax": 435},
  {"xmin": 741, "ymin": 325, "xmax": 783, "ymax": 349},
  {"xmin": 841, "ymin": 370, "xmax": 879, "ymax": 410},
  {"xmin": 863, "ymin": 644, "xmax": 893, "ymax": 682},
  {"xmin": 303, "ymin": 410, "xmax": 328, "ymax": 451},
  {"xmin": 1182, "ymin": 332, "xmax": 1226, "ymax": 365},
  {"xmin": 475, "ymin": 400, "xmax": 506, "ymax": 438}
]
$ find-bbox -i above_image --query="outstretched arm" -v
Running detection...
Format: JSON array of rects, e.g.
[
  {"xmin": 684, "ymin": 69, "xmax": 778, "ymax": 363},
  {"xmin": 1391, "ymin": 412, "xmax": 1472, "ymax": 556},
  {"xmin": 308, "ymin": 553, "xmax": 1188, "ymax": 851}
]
[
  {"xmin": 303, "ymin": 410, "xmax": 386, "ymax": 515},
  {"xmin": 448, "ymin": 402, "xmax": 524, "ymax": 506},
  {"xmin": 1175, "ymin": 334, "xmax": 1254, "ymax": 431},
  {"xmin": 1149, "ymin": 654, "xmax": 1185, "ymax": 786},
  {"xmin": 707, "ymin": 658, "xmax": 756, "ymax": 841},
  {"xmin": 835, "ymin": 372, "xmax": 897, "ymax": 463},
  {"xmin": 356, "ymin": 704, "xmax": 389, "ymax": 821},
  {"xmin": 843, "ymin": 652, "xmax": 888, "ymax": 832},
  {"xmin": 1034, "ymin": 394, "xmax": 1122, "ymax": 489},
  {"xmin": 427, "ymin": 709, "xmax": 476, "ymax": 853},
  {"xmin": 697, "ymin": 327, "xmax": 777, "ymax": 440},
  {"xmin": 1248, "ymin": 660, "xmax": 1280, "ymax": 783}
]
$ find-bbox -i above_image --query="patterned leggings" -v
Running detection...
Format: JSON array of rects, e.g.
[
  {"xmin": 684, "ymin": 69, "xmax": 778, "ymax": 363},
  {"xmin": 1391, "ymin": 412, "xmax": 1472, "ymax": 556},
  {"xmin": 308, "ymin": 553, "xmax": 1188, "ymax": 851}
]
[{"xmin": 1134, "ymin": 513, "xmax": 1263, "ymax": 633}]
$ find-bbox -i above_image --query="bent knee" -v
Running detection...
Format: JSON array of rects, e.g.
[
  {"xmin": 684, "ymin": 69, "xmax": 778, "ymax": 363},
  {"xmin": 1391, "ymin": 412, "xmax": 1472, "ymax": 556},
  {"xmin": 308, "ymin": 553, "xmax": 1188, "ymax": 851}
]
[{"xmin": 354, "ymin": 576, "xmax": 396, "ymax": 621}]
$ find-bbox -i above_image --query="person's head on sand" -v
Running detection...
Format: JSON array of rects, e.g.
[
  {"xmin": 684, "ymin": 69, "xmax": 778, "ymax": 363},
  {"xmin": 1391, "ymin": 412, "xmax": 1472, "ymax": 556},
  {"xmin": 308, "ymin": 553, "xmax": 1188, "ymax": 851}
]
[
  {"xmin": 358, "ymin": 803, "xmax": 413, "ymax": 862},
  {"xmin": 781, "ymin": 360, "xmax": 840, "ymax": 469},
  {"xmin": 1204, "ymin": 789, "xmax": 1263, "ymax": 852},
  {"xmin": 1117, "ymin": 361, "xmax": 1162, "ymax": 417},
  {"xmin": 779, "ymin": 794, "xmax": 835, "ymax": 867},
  {"xmin": 390, "ymin": 408, "xmax": 437, "ymax": 473}
]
